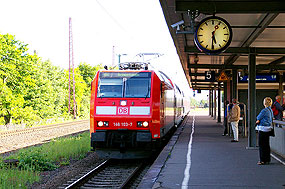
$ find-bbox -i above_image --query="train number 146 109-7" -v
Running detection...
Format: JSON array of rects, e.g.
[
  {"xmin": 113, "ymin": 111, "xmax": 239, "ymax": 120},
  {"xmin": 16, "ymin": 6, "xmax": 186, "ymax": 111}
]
[{"xmin": 113, "ymin": 122, "xmax": 133, "ymax": 127}]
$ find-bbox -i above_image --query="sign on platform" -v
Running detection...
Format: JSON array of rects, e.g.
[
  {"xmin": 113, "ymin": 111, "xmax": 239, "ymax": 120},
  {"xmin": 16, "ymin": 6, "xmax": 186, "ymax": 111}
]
[
  {"xmin": 217, "ymin": 71, "xmax": 229, "ymax": 81},
  {"xmin": 205, "ymin": 71, "xmax": 215, "ymax": 82}
]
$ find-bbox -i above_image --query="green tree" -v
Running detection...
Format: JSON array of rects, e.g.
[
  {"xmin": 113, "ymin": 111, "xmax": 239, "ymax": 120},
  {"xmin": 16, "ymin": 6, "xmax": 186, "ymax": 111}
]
[
  {"xmin": 0, "ymin": 33, "xmax": 107, "ymax": 125},
  {"xmin": 190, "ymin": 98, "xmax": 198, "ymax": 107},
  {"xmin": 65, "ymin": 68, "xmax": 88, "ymax": 118},
  {"xmin": 78, "ymin": 62, "xmax": 103, "ymax": 89},
  {"xmin": 77, "ymin": 63, "xmax": 104, "ymax": 118},
  {"xmin": 0, "ymin": 34, "xmax": 40, "ymax": 125}
]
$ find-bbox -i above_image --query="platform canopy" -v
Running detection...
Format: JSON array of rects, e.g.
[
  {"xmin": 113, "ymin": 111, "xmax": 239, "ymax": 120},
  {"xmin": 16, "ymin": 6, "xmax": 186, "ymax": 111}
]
[{"xmin": 159, "ymin": 0, "xmax": 285, "ymax": 90}]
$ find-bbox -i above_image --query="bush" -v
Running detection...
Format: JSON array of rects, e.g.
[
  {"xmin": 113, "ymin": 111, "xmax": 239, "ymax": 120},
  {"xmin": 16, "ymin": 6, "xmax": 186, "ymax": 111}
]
[{"xmin": 16, "ymin": 148, "xmax": 58, "ymax": 171}]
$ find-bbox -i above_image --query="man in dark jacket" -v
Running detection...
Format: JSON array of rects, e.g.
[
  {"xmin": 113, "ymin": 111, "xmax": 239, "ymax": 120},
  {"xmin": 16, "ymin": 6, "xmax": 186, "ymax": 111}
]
[{"xmin": 273, "ymin": 95, "xmax": 284, "ymax": 121}]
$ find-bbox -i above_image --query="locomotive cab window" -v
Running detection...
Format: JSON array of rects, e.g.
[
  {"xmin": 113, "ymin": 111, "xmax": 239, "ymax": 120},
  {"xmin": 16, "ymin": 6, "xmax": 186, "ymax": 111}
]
[
  {"xmin": 125, "ymin": 78, "xmax": 150, "ymax": 98},
  {"xmin": 97, "ymin": 72, "xmax": 151, "ymax": 98},
  {"xmin": 97, "ymin": 78, "xmax": 123, "ymax": 97}
]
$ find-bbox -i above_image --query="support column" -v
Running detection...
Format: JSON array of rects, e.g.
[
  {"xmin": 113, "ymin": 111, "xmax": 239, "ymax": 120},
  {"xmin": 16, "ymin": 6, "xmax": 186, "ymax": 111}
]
[
  {"xmin": 217, "ymin": 82, "xmax": 221, "ymax": 123},
  {"xmin": 248, "ymin": 51, "xmax": 257, "ymax": 148},
  {"xmin": 224, "ymin": 81, "xmax": 228, "ymax": 121},
  {"xmin": 214, "ymin": 86, "xmax": 217, "ymax": 119},
  {"xmin": 209, "ymin": 90, "xmax": 211, "ymax": 116},
  {"xmin": 227, "ymin": 80, "xmax": 231, "ymax": 101},
  {"xmin": 210, "ymin": 89, "xmax": 213, "ymax": 117},
  {"xmin": 232, "ymin": 69, "xmax": 238, "ymax": 99},
  {"xmin": 279, "ymin": 73, "xmax": 283, "ymax": 104}
]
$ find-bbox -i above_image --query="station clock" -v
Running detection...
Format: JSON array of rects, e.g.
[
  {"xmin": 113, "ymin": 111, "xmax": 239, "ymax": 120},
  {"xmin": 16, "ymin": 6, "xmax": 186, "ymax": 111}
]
[{"xmin": 194, "ymin": 16, "xmax": 232, "ymax": 55}]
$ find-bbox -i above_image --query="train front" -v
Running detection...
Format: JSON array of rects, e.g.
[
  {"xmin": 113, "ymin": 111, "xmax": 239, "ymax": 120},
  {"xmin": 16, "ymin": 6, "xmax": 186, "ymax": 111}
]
[{"xmin": 90, "ymin": 69, "xmax": 160, "ymax": 159}]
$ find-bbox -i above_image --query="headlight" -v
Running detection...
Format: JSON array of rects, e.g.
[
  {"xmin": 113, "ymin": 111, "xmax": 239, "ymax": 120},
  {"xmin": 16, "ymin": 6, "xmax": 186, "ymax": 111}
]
[
  {"xmin": 142, "ymin": 121, "xmax": 149, "ymax": 127},
  {"xmin": 137, "ymin": 121, "xmax": 149, "ymax": 127},
  {"xmin": 137, "ymin": 121, "xmax": 143, "ymax": 127},
  {"xmin": 97, "ymin": 121, "xmax": 104, "ymax": 127},
  {"xmin": 97, "ymin": 121, "xmax": 109, "ymax": 127},
  {"xmin": 120, "ymin": 100, "xmax": 127, "ymax": 106}
]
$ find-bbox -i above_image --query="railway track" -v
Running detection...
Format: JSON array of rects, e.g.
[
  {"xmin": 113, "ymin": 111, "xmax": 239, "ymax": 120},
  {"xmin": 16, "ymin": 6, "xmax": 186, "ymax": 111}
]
[
  {"xmin": 63, "ymin": 159, "xmax": 143, "ymax": 189},
  {"xmin": 0, "ymin": 120, "xmax": 89, "ymax": 138},
  {"xmin": 0, "ymin": 119, "xmax": 90, "ymax": 154}
]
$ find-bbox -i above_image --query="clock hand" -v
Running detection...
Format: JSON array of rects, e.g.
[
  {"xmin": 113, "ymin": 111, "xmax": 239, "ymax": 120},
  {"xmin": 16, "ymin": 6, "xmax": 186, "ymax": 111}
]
[
  {"xmin": 211, "ymin": 35, "xmax": 214, "ymax": 50},
  {"xmin": 212, "ymin": 24, "xmax": 219, "ymax": 42},
  {"xmin": 212, "ymin": 31, "xmax": 217, "ymax": 44}
]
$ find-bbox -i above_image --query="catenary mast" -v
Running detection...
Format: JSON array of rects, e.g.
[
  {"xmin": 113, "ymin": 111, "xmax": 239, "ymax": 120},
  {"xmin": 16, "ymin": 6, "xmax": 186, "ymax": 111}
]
[{"xmin": 69, "ymin": 17, "xmax": 76, "ymax": 119}]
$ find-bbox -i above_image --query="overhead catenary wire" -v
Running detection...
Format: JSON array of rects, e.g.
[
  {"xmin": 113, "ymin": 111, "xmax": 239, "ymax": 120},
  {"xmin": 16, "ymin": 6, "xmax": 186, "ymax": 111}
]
[{"xmin": 95, "ymin": 0, "xmax": 127, "ymax": 33}]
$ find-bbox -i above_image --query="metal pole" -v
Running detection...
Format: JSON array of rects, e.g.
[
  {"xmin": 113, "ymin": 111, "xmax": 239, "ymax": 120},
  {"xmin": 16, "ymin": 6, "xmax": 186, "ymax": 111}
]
[
  {"xmin": 209, "ymin": 90, "xmax": 211, "ymax": 116},
  {"xmin": 210, "ymin": 90, "xmax": 213, "ymax": 117},
  {"xmin": 248, "ymin": 49, "xmax": 257, "ymax": 148},
  {"xmin": 224, "ymin": 81, "xmax": 228, "ymax": 133},
  {"xmin": 68, "ymin": 18, "xmax": 71, "ymax": 114},
  {"xmin": 217, "ymin": 82, "xmax": 221, "ymax": 123},
  {"xmin": 69, "ymin": 17, "xmax": 76, "ymax": 119},
  {"xmin": 224, "ymin": 81, "xmax": 228, "ymax": 117},
  {"xmin": 279, "ymin": 73, "xmax": 283, "ymax": 104},
  {"xmin": 214, "ymin": 86, "xmax": 217, "ymax": 120},
  {"xmin": 232, "ymin": 69, "xmax": 238, "ymax": 99}
]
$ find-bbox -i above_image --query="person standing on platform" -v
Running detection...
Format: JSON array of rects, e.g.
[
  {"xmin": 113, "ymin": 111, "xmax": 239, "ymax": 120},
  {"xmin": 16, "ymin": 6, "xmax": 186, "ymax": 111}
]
[
  {"xmin": 228, "ymin": 98, "xmax": 240, "ymax": 142},
  {"xmin": 255, "ymin": 97, "xmax": 273, "ymax": 165},
  {"xmin": 272, "ymin": 95, "xmax": 284, "ymax": 121}
]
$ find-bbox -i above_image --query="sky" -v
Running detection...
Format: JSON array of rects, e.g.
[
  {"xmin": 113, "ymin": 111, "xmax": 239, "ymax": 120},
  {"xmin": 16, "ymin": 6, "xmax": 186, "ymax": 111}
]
[{"xmin": 0, "ymin": 0, "xmax": 200, "ymax": 96}]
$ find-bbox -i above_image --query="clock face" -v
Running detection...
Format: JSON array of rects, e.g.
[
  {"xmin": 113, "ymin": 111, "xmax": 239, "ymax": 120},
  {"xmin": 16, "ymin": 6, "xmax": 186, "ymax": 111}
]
[{"xmin": 194, "ymin": 16, "xmax": 232, "ymax": 55}]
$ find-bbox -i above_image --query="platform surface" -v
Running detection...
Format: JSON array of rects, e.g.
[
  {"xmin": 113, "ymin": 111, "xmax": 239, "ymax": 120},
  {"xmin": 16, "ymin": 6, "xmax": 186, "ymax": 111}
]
[{"xmin": 139, "ymin": 110, "xmax": 285, "ymax": 189}]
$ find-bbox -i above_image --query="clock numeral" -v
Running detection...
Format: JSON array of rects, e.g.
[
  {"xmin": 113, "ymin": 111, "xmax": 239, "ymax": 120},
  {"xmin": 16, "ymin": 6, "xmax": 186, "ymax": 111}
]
[
  {"xmin": 212, "ymin": 20, "xmax": 214, "ymax": 25},
  {"xmin": 200, "ymin": 41, "xmax": 204, "ymax": 44},
  {"xmin": 218, "ymin": 22, "xmax": 221, "ymax": 25},
  {"xmin": 223, "ymin": 26, "xmax": 226, "ymax": 29},
  {"xmin": 205, "ymin": 22, "xmax": 208, "ymax": 26},
  {"xmin": 224, "ymin": 33, "xmax": 229, "ymax": 35},
  {"xmin": 223, "ymin": 40, "xmax": 227, "ymax": 42},
  {"xmin": 200, "ymin": 28, "xmax": 204, "ymax": 30},
  {"xmin": 219, "ymin": 44, "xmax": 222, "ymax": 48},
  {"xmin": 206, "ymin": 45, "xmax": 208, "ymax": 48},
  {"xmin": 198, "ymin": 35, "xmax": 203, "ymax": 36}
]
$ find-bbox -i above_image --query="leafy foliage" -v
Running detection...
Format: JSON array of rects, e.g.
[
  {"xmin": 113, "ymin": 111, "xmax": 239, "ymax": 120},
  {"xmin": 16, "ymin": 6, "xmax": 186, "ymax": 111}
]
[
  {"xmin": 0, "ymin": 33, "xmax": 103, "ymax": 126},
  {"xmin": 78, "ymin": 62, "xmax": 103, "ymax": 89},
  {"xmin": 17, "ymin": 149, "xmax": 58, "ymax": 171}
]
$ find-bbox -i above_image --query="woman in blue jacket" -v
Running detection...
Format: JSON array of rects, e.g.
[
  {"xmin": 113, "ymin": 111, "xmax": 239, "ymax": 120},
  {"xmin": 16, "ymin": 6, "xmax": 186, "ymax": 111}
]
[{"xmin": 255, "ymin": 97, "xmax": 273, "ymax": 165}]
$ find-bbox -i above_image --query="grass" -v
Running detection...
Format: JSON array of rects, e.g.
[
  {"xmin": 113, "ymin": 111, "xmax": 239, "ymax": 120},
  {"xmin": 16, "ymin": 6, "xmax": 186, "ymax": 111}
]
[
  {"xmin": 0, "ymin": 168, "xmax": 40, "ymax": 189},
  {"xmin": 0, "ymin": 131, "xmax": 91, "ymax": 188}
]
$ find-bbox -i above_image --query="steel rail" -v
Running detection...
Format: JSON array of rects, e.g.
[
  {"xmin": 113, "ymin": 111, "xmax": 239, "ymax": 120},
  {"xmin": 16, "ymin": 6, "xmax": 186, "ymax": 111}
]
[
  {"xmin": 64, "ymin": 159, "xmax": 143, "ymax": 189},
  {"xmin": 0, "ymin": 120, "xmax": 89, "ymax": 138},
  {"xmin": 64, "ymin": 159, "xmax": 110, "ymax": 189},
  {"xmin": 119, "ymin": 162, "xmax": 143, "ymax": 189}
]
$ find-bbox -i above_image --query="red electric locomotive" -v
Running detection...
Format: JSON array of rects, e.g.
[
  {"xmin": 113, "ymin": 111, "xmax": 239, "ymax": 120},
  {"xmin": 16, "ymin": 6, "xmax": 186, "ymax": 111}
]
[{"xmin": 90, "ymin": 62, "xmax": 188, "ymax": 159}]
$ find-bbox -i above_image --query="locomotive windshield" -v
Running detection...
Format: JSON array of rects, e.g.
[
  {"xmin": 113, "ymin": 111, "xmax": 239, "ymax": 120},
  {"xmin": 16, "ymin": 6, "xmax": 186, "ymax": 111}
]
[
  {"xmin": 97, "ymin": 78, "xmax": 123, "ymax": 98},
  {"xmin": 97, "ymin": 72, "xmax": 151, "ymax": 98}
]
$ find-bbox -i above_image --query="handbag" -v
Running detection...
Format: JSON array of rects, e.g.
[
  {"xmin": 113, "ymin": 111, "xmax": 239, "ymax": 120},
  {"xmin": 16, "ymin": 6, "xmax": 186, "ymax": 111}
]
[{"xmin": 268, "ymin": 127, "xmax": 275, "ymax": 137}]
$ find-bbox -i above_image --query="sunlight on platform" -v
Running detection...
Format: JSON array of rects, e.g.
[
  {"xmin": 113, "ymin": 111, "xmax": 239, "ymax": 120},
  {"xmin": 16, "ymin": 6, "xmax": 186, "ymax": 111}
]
[{"xmin": 190, "ymin": 108, "xmax": 209, "ymax": 116}]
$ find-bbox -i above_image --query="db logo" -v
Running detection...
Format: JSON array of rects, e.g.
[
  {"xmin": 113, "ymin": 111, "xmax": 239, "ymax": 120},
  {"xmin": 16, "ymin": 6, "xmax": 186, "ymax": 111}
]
[{"xmin": 118, "ymin": 107, "xmax": 128, "ymax": 115}]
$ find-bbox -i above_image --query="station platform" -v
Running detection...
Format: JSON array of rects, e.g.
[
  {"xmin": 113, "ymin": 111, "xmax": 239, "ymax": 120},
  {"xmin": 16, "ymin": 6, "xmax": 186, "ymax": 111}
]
[{"xmin": 139, "ymin": 111, "xmax": 285, "ymax": 189}]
